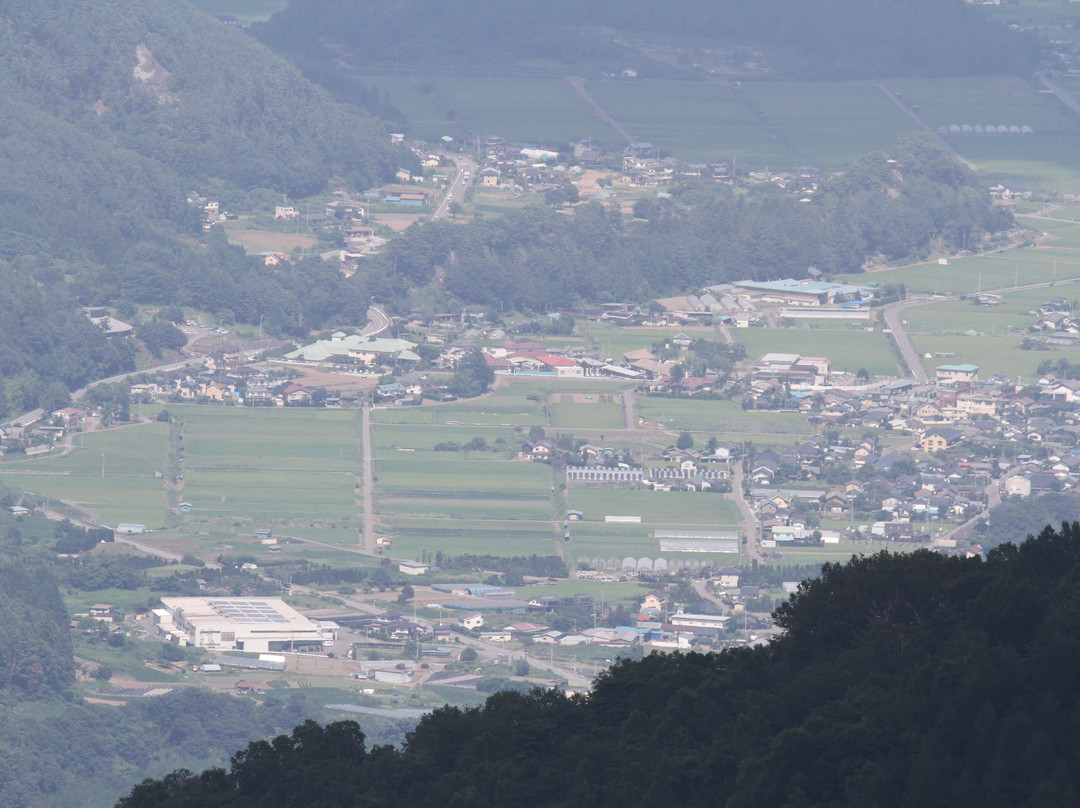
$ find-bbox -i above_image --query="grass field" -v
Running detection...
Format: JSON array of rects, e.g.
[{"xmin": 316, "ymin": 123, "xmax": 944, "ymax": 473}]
[
  {"xmin": 583, "ymin": 322, "xmax": 725, "ymax": 363},
  {"xmin": 380, "ymin": 516, "xmax": 558, "ymax": 560},
  {"xmin": 901, "ymin": 286, "xmax": 1070, "ymax": 335},
  {"xmin": 359, "ymin": 75, "xmax": 611, "ymax": 144},
  {"xmin": 588, "ymin": 79, "xmax": 791, "ymax": 165},
  {"xmin": 635, "ymin": 397, "xmax": 817, "ymax": 440},
  {"xmin": 739, "ymin": 81, "xmax": 914, "ymax": 169},
  {"xmin": 842, "ymin": 249, "xmax": 1080, "ymax": 296},
  {"xmin": 911, "ymin": 333, "xmax": 1064, "ymax": 381},
  {"xmin": 736, "ymin": 327, "xmax": 901, "ymax": 376},
  {"xmin": 1, "ymin": 424, "xmax": 171, "ymax": 526}
]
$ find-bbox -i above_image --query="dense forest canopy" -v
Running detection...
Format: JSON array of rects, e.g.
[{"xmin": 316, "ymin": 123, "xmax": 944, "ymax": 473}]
[
  {"xmin": 254, "ymin": 0, "xmax": 1038, "ymax": 81},
  {"xmin": 363, "ymin": 134, "xmax": 1011, "ymax": 312},
  {"xmin": 0, "ymin": 0, "xmax": 405, "ymax": 196},
  {"xmin": 119, "ymin": 523, "xmax": 1080, "ymax": 808}
]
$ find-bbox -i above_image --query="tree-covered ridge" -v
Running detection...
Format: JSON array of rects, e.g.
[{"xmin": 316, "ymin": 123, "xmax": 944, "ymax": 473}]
[
  {"xmin": 367, "ymin": 134, "xmax": 1011, "ymax": 312},
  {"xmin": 0, "ymin": 689, "xmax": 330, "ymax": 808},
  {"xmin": 0, "ymin": 259, "xmax": 136, "ymax": 417},
  {"xmin": 0, "ymin": 0, "xmax": 405, "ymax": 196},
  {"xmin": 0, "ymin": 563, "xmax": 73, "ymax": 698},
  {"xmin": 119, "ymin": 522, "xmax": 1080, "ymax": 808},
  {"xmin": 255, "ymin": 0, "xmax": 1037, "ymax": 80}
]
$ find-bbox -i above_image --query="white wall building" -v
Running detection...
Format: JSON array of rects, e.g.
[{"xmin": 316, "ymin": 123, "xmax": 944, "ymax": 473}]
[{"xmin": 158, "ymin": 597, "xmax": 335, "ymax": 653}]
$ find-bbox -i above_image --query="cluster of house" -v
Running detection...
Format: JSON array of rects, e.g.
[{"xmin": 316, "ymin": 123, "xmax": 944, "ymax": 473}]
[
  {"xmin": 0, "ymin": 406, "xmax": 82, "ymax": 454},
  {"xmin": 640, "ymin": 444, "xmax": 735, "ymax": 491},
  {"xmin": 187, "ymin": 193, "xmax": 238, "ymax": 232},
  {"xmin": 629, "ymin": 586, "xmax": 764, "ymax": 651},
  {"xmin": 131, "ymin": 361, "xmax": 341, "ymax": 407},
  {"xmin": 746, "ymin": 360, "xmax": 1080, "ymax": 546},
  {"xmin": 470, "ymin": 135, "xmax": 822, "ymax": 194},
  {"xmin": 1028, "ymin": 296, "xmax": 1080, "ymax": 345}
]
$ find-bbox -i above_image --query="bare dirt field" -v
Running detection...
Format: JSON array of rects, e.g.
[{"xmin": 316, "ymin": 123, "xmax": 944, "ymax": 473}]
[
  {"xmin": 288, "ymin": 367, "xmax": 379, "ymax": 395},
  {"xmin": 369, "ymin": 213, "xmax": 425, "ymax": 231},
  {"xmin": 223, "ymin": 227, "xmax": 316, "ymax": 254},
  {"xmin": 547, "ymin": 393, "xmax": 606, "ymax": 404},
  {"xmin": 657, "ymin": 295, "xmax": 691, "ymax": 311}
]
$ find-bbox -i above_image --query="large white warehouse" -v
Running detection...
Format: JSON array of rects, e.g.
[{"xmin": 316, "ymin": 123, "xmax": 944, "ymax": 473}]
[{"xmin": 157, "ymin": 597, "xmax": 336, "ymax": 653}]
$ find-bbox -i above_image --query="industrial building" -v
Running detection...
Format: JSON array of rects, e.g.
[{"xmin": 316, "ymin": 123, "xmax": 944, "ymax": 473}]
[
  {"xmin": 731, "ymin": 278, "xmax": 872, "ymax": 307},
  {"xmin": 155, "ymin": 597, "xmax": 337, "ymax": 653},
  {"xmin": 751, "ymin": 353, "xmax": 832, "ymax": 385}
]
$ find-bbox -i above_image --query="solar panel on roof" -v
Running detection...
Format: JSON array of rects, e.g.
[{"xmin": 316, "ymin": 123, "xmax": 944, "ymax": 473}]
[{"xmin": 211, "ymin": 600, "xmax": 291, "ymax": 623}]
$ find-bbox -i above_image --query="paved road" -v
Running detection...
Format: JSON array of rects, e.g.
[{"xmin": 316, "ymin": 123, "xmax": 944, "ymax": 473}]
[
  {"xmin": 432, "ymin": 155, "xmax": 476, "ymax": 221},
  {"xmin": 566, "ymin": 76, "xmax": 636, "ymax": 146},
  {"xmin": 882, "ymin": 298, "xmax": 932, "ymax": 384},
  {"xmin": 884, "ymin": 274, "xmax": 1080, "ymax": 384},
  {"xmin": 327, "ymin": 704, "xmax": 429, "ymax": 720},
  {"xmin": 359, "ymin": 304, "xmax": 390, "ymax": 338},
  {"xmin": 877, "ymin": 84, "xmax": 978, "ymax": 172},
  {"xmin": 692, "ymin": 579, "xmax": 728, "ymax": 611},
  {"xmin": 1037, "ymin": 71, "xmax": 1080, "ymax": 120},
  {"xmin": 361, "ymin": 402, "xmax": 375, "ymax": 554},
  {"xmin": 730, "ymin": 464, "xmax": 761, "ymax": 564},
  {"xmin": 621, "ymin": 390, "xmax": 636, "ymax": 430}
]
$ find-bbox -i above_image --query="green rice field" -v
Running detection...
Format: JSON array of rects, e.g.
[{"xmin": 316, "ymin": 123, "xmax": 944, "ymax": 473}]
[
  {"xmin": 0, "ymin": 423, "xmax": 171, "ymax": 527},
  {"xmin": 567, "ymin": 489, "xmax": 742, "ymax": 528},
  {"xmin": 841, "ymin": 249, "xmax": 1080, "ymax": 296},
  {"xmin": 735, "ymin": 328, "xmax": 901, "ymax": 376},
  {"xmin": 176, "ymin": 407, "xmax": 361, "ymax": 533},
  {"xmin": 901, "ymin": 286, "xmax": 1076, "ymax": 335},
  {"xmin": 912, "ymin": 333, "xmax": 1075, "ymax": 381},
  {"xmin": 358, "ymin": 74, "xmax": 610, "ymax": 144},
  {"xmin": 635, "ymin": 397, "xmax": 817, "ymax": 440},
  {"xmin": 588, "ymin": 79, "xmax": 790, "ymax": 165},
  {"xmin": 379, "ymin": 516, "xmax": 558, "ymax": 560},
  {"xmin": 739, "ymin": 81, "xmax": 914, "ymax": 169}
]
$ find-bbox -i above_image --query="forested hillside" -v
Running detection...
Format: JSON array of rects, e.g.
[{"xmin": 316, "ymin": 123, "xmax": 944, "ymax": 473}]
[
  {"xmin": 119, "ymin": 522, "xmax": 1080, "ymax": 808},
  {"xmin": 0, "ymin": 0, "xmax": 410, "ymax": 419},
  {"xmin": 0, "ymin": 564, "xmax": 73, "ymax": 697},
  {"xmin": 254, "ymin": 0, "xmax": 1038, "ymax": 82},
  {"xmin": 365, "ymin": 134, "xmax": 1011, "ymax": 312},
  {"xmin": 0, "ymin": 0, "xmax": 402, "ymax": 196}
]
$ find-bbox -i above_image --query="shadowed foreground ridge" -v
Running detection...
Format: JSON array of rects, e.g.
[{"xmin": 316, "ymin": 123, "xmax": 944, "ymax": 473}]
[{"xmin": 119, "ymin": 523, "xmax": 1080, "ymax": 808}]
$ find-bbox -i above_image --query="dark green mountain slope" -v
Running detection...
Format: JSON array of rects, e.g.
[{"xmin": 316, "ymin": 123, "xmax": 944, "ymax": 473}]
[
  {"xmin": 0, "ymin": 0, "xmax": 401, "ymax": 196},
  {"xmin": 0, "ymin": 0, "xmax": 410, "ymax": 418},
  {"xmin": 119, "ymin": 522, "xmax": 1080, "ymax": 808}
]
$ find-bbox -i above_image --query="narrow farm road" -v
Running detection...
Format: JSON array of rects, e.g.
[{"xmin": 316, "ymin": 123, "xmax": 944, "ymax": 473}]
[
  {"xmin": 731, "ymin": 464, "xmax": 761, "ymax": 564},
  {"xmin": 361, "ymin": 402, "xmax": 375, "ymax": 554},
  {"xmin": 566, "ymin": 76, "xmax": 636, "ymax": 146}
]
